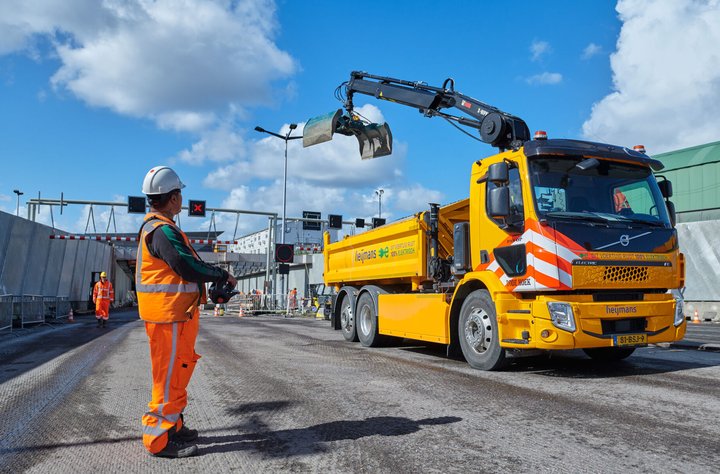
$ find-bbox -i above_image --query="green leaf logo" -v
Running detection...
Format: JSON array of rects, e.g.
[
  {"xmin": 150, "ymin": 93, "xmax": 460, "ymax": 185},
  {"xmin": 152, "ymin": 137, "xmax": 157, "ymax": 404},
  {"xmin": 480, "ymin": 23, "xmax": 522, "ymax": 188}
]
[{"xmin": 378, "ymin": 247, "xmax": 389, "ymax": 258}]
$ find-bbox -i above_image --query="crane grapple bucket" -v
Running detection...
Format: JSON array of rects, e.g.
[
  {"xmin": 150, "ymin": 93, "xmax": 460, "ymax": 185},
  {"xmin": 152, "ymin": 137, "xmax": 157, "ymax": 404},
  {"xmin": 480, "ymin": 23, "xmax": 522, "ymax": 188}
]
[
  {"xmin": 303, "ymin": 109, "xmax": 343, "ymax": 148},
  {"xmin": 344, "ymin": 121, "xmax": 393, "ymax": 160},
  {"xmin": 303, "ymin": 109, "xmax": 393, "ymax": 159}
]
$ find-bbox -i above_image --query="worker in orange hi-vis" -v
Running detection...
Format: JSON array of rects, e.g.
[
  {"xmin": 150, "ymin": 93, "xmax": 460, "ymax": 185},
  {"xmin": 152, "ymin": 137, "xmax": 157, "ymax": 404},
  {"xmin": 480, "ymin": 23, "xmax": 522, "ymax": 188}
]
[
  {"xmin": 92, "ymin": 271, "xmax": 114, "ymax": 328},
  {"xmin": 136, "ymin": 165, "xmax": 237, "ymax": 459},
  {"xmin": 614, "ymin": 189, "xmax": 631, "ymax": 213},
  {"xmin": 289, "ymin": 287, "xmax": 298, "ymax": 311}
]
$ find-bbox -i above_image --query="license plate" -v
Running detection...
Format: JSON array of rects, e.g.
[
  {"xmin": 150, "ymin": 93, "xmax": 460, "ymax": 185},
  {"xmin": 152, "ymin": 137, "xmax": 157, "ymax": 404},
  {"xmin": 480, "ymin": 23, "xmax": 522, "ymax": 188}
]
[{"xmin": 613, "ymin": 333, "xmax": 647, "ymax": 346}]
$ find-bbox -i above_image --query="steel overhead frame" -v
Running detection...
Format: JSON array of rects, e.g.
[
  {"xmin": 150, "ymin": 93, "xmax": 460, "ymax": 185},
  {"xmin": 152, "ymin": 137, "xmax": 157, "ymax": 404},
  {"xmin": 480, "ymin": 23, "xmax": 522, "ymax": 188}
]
[{"xmin": 28, "ymin": 197, "xmax": 280, "ymax": 297}]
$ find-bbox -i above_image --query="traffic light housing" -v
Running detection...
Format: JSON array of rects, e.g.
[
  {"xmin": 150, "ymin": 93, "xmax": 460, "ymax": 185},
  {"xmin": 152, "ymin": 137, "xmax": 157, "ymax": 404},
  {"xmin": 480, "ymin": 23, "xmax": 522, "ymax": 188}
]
[
  {"xmin": 278, "ymin": 263, "xmax": 290, "ymax": 275},
  {"xmin": 303, "ymin": 211, "xmax": 321, "ymax": 230},
  {"xmin": 328, "ymin": 214, "xmax": 343, "ymax": 229},
  {"xmin": 372, "ymin": 217, "xmax": 386, "ymax": 228},
  {"xmin": 128, "ymin": 196, "xmax": 146, "ymax": 214},
  {"xmin": 188, "ymin": 200, "xmax": 206, "ymax": 217},
  {"xmin": 355, "ymin": 218, "xmax": 365, "ymax": 228},
  {"xmin": 275, "ymin": 243, "xmax": 294, "ymax": 263}
]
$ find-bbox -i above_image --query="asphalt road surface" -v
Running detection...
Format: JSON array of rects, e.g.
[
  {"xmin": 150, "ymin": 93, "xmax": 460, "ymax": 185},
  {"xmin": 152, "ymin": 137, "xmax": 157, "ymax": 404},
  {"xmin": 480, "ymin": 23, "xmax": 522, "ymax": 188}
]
[{"xmin": 1, "ymin": 310, "xmax": 719, "ymax": 473}]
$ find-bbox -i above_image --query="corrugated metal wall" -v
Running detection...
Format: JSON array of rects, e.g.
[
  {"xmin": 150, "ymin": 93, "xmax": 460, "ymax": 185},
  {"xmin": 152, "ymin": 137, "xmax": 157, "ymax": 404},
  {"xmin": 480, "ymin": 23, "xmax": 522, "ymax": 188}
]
[
  {"xmin": 0, "ymin": 211, "xmax": 131, "ymax": 307},
  {"xmin": 677, "ymin": 220, "xmax": 720, "ymax": 302}
]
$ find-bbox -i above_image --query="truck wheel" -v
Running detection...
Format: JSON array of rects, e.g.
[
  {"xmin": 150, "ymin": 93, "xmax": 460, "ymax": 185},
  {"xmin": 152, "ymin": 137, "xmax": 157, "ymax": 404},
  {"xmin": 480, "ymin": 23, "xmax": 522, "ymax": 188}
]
[
  {"xmin": 583, "ymin": 347, "xmax": 636, "ymax": 361},
  {"xmin": 340, "ymin": 296, "xmax": 358, "ymax": 342},
  {"xmin": 356, "ymin": 292, "xmax": 388, "ymax": 347},
  {"xmin": 458, "ymin": 290, "xmax": 506, "ymax": 370}
]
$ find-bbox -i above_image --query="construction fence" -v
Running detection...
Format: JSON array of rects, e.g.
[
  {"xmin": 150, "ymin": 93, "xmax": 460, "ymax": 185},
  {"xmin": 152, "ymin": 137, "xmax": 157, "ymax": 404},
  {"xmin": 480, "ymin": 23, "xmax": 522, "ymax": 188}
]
[
  {"xmin": 0, "ymin": 295, "xmax": 75, "ymax": 334},
  {"xmin": 211, "ymin": 293, "xmax": 328, "ymax": 319}
]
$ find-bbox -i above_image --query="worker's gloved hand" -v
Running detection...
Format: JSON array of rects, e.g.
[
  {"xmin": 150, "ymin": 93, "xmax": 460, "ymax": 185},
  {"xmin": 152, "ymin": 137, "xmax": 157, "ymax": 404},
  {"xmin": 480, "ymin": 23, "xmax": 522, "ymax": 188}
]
[{"xmin": 209, "ymin": 281, "xmax": 239, "ymax": 304}]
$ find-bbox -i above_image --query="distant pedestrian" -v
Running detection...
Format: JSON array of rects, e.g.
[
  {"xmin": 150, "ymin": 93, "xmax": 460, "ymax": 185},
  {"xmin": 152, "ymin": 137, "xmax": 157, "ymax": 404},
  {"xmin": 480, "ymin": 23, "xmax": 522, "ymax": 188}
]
[
  {"xmin": 136, "ymin": 165, "xmax": 237, "ymax": 459},
  {"xmin": 92, "ymin": 271, "xmax": 113, "ymax": 328},
  {"xmin": 289, "ymin": 287, "xmax": 298, "ymax": 312}
]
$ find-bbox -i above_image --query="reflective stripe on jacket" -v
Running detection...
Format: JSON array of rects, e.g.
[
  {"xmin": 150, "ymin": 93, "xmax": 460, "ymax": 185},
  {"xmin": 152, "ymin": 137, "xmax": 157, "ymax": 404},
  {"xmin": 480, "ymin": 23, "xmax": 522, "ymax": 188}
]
[
  {"xmin": 136, "ymin": 213, "xmax": 200, "ymax": 323},
  {"xmin": 93, "ymin": 280, "xmax": 114, "ymax": 300}
]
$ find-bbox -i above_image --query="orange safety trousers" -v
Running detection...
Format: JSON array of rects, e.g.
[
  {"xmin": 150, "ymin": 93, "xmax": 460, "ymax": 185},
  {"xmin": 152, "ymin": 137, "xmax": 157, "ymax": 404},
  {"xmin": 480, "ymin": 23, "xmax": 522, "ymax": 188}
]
[
  {"xmin": 141, "ymin": 309, "xmax": 201, "ymax": 454},
  {"xmin": 95, "ymin": 300, "xmax": 110, "ymax": 319}
]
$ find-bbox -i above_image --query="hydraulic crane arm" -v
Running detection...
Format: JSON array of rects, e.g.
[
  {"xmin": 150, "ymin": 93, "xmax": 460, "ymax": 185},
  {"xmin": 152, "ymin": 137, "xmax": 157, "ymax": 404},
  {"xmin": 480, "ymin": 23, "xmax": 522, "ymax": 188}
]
[
  {"xmin": 343, "ymin": 71, "xmax": 529, "ymax": 150},
  {"xmin": 303, "ymin": 71, "xmax": 531, "ymax": 159}
]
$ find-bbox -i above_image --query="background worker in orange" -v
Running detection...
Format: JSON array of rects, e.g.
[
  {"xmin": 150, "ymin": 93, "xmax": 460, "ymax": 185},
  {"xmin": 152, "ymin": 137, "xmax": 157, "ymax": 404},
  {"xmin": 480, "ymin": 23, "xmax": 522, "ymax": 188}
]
[
  {"xmin": 136, "ymin": 165, "xmax": 237, "ymax": 459},
  {"xmin": 92, "ymin": 271, "xmax": 114, "ymax": 328}
]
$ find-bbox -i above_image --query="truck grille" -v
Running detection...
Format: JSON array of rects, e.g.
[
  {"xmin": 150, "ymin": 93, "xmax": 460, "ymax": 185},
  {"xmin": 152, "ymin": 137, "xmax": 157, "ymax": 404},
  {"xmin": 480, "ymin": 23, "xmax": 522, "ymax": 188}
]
[
  {"xmin": 601, "ymin": 318, "xmax": 647, "ymax": 335},
  {"xmin": 603, "ymin": 266, "xmax": 649, "ymax": 283}
]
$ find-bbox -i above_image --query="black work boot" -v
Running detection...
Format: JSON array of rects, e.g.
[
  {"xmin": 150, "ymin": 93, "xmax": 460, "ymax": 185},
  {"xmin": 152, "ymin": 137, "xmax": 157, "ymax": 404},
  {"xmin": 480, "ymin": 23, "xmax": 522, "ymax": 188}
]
[
  {"xmin": 102, "ymin": 319, "xmax": 107, "ymax": 328},
  {"xmin": 152, "ymin": 438, "xmax": 198, "ymax": 458},
  {"xmin": 176, "ymin": 415, "xmax": 198, "ymax": 442},
  {"xmin": 96, "ymin": 319, "xmax": 101, "ymax": 328}
]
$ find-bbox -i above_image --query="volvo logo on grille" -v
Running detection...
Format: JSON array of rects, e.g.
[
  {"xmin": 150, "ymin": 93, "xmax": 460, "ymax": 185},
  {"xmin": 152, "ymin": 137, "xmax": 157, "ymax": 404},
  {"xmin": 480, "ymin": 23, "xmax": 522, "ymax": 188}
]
[{"xmin": 619, "ymin": 234, "xmax": 630, "ymax": 247}]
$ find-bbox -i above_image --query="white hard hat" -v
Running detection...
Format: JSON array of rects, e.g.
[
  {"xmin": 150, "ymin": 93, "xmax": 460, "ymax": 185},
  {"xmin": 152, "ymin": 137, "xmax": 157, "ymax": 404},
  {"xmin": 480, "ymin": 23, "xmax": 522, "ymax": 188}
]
[{"xmin": 142, "ymin": 166, "xmax": 186, "ymax": 195}]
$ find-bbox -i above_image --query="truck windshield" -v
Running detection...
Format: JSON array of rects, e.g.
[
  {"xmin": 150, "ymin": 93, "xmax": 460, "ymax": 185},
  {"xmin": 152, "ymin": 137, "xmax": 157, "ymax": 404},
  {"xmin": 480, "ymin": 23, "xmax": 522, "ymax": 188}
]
[{"xmin": 529, "ymin": 156, "xmax": 671, "ymax": 227}]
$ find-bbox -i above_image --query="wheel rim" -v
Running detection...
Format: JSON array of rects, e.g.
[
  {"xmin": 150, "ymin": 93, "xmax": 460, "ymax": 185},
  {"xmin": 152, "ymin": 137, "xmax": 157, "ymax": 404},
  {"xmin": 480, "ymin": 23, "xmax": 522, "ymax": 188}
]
[
  {"xmin": 358, "ymin": 303, "xmax": 372, "ymax": 337},
  {"xmin": 464, "ymin": 307, "xmax": 493, "ymax": 355},
  {"xmin": 341, "ymin": 303, "xmax": 353, "ymax": 331}
]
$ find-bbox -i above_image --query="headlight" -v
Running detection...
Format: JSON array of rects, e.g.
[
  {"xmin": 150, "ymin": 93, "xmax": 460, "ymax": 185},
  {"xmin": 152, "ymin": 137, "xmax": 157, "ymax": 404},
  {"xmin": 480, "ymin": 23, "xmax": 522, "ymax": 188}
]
[
  {"xmin": 674, "ymin": 298, "xmax": 685, "ymax": 327},
  {"xmin": 548, "ymin": 302, "xmax": 576, "ymax": 332}
]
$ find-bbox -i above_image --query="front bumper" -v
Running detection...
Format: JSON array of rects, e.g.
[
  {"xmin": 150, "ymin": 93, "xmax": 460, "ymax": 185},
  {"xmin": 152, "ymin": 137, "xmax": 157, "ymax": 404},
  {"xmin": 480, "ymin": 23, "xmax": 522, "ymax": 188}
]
[{"xmin": 496, "ymin": 293, "xmax": 686, "ymax": 350}]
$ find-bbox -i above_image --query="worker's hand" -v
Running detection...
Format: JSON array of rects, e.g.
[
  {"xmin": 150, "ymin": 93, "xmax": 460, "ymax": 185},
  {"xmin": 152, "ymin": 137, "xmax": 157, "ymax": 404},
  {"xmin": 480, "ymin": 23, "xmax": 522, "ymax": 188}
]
[{"xmin": 226, "ymin": 273, "xmax": 238, "ymax": 289}]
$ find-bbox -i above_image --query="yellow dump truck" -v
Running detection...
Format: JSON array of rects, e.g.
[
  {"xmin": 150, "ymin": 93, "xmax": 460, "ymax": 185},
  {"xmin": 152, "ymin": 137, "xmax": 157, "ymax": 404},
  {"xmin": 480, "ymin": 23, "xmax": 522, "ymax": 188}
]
[{"xmin": 307, "ymin": 72, "xmax": 686, "ymax": 370}]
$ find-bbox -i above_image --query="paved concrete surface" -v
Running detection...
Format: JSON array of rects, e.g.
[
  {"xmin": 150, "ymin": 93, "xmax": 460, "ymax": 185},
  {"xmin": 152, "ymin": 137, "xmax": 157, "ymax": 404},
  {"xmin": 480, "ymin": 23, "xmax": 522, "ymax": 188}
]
[{"xmin": 1, "ymin": 310, "xmax": 720, "ymax": 473}]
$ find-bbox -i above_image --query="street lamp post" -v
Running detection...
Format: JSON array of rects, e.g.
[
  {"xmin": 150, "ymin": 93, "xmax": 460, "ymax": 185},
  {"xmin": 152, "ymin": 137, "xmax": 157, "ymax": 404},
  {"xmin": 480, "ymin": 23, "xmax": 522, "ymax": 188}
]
[
  {"xmin": 375, "ymin": 188, "xmax": 384, "ymax": 218},
  {"xmin": 13, "ymin": 189, "xmax": 24, "ymax": 217},
  {"xmin": 254, "ymin": 124, "xmax": 302, "ymax": 302}
]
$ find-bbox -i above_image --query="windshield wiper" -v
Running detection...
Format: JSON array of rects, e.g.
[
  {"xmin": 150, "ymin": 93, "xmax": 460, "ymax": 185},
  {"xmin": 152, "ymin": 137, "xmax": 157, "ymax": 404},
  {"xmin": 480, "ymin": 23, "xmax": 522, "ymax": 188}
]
[
  {"xmin": 615, "ymin": 216, "xmax": 666, "ymax": 227},
  {"xmin": 544, "ymin": 211, "xmax": 611, "ymax": 224}
]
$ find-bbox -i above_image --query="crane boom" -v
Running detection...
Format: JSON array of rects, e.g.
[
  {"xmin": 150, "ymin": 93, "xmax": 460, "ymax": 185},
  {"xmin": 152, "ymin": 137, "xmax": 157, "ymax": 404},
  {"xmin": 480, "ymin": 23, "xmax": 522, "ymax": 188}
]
[{"xmin": 303, "ymin": 71, "xmax": 531, "ymax": 158}]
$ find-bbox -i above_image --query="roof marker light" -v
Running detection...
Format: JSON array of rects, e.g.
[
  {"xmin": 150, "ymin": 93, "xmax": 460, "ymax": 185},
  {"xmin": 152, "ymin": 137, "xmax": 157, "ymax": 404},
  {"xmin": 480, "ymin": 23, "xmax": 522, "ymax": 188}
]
[
  {"xmin": 633, "ymin": 145, "xmax": 646, "ymax": 154},
  {"xmin": 534, "ymin": 130, "xmax": 548, "ymax": 140}
]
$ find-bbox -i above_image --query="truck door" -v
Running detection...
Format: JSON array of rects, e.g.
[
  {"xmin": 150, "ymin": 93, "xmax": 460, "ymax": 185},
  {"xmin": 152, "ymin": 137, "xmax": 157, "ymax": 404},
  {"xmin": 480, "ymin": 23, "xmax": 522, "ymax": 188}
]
[{"xmin": 484, "ymin": 165, "xmax": 568, "ymax": 292}]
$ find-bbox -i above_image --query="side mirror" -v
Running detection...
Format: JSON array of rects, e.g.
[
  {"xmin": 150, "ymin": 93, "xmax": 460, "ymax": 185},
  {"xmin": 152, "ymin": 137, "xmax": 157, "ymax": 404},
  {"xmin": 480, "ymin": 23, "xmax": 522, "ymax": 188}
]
[
  {"xmin": 658, "ymin": 180, "xmax": 673, "ymax": 198},
  {"xmin": 666, "ymin": 200, "xmax": 676, "ymax": 227},
  {"xmin": 488, "ymin": 162, "xmax": 509, "ymax": 184},
  {"xmin": 489, "ymin": 187, "xmax": 510, "ymax": 218}
]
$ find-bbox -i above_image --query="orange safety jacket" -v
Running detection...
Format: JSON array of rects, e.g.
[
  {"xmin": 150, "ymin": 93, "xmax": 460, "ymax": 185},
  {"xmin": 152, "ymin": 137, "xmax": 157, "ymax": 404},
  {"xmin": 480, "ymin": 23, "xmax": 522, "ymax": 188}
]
[
  {"xmin": 93, "ymin": 280, "xmax": 114, "ymax": 301},
  {"xmin": 136, "ymin": 213, "xmax": 205, "ymax": 323}
]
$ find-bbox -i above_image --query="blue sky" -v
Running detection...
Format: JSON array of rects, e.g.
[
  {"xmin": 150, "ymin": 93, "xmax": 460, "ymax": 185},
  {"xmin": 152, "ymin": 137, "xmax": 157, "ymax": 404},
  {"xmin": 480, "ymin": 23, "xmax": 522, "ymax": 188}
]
[{"xmin": 1, "ymin": 0, "xmax": 718, "ymax": 239}]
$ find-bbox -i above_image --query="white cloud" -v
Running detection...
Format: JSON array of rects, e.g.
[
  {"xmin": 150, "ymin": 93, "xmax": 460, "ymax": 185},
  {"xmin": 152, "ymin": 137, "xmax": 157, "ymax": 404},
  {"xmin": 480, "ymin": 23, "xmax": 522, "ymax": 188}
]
[
  {"xmin": 0, "ymin": 0, "xmax": 296, "ymax": 131},
  {"xmin": 530, "ymin": 40, "xmax": 551, "ymax": 62},
  {"xmin": 582, "ymin": 0, "xmax": 720, "ymax": 153},
  {"xmin": 203, "ymin": 104, "xmax": 406, "ymax": 189},
  {"xmin": 581, "ymin": 42, "xmax": 602, "ymax": 60},
  {"xmin": 175, "ymin": 124, "xmax": 248, "ymax": 165},
  {"xmin": 525, "ymin": 72, "xmax": 563, "ymax": 85},
  {"xmin": 391, "ymin": 185, "xmax": 444, "ymax": 214}
]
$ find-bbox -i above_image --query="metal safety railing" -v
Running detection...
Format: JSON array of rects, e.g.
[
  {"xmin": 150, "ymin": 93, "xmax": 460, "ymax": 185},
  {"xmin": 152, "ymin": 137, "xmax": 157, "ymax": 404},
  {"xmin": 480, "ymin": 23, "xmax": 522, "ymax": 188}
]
[
  {"xmin": 214, "ymin": 293, "xmax": 320, "ymax": 318},
  {"xmin": 55, "ymin": 297, "xmax": 72, "ymax": 320},
  {"xmin": 0, "ymin": 294, "xmax": 12, "ymax": 334},
  {"xmin": 20, "ymin": 295, "xmax": 45, "ymax": 327}
]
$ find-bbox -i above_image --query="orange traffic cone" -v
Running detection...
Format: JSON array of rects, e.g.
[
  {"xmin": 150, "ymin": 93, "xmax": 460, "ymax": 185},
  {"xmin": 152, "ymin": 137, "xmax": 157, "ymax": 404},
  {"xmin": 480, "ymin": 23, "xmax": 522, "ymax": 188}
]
[
  {"xmin": 213, "ymin": 305, "xmax": 219, "ymax": 317},
  {"xmin": 68, "ymin": 308, "xmax": 74, "ymax": 322},
  {"xmin": 692, "ymin": 310, "xmax": 701, "ymax": 324},
  {"xmin": 238, "ymin": 306, "xmax": 245, "ymax": 318}
]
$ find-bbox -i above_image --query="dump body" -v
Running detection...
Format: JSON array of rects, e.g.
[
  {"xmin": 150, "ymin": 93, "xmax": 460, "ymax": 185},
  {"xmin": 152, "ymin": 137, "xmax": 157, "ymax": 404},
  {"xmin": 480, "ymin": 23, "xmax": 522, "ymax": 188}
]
[{"xmin": 324, "ymin": 199, "xmax": 468, "ymax": 291}]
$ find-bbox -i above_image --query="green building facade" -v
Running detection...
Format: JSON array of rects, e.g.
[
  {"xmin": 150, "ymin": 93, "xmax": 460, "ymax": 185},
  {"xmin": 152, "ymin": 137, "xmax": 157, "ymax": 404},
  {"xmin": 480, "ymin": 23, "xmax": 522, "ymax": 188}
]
[{"xmin": 653, "ymin": 141, "xmax": 720, "ymax": 223}]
